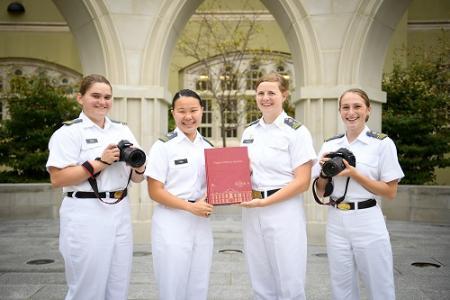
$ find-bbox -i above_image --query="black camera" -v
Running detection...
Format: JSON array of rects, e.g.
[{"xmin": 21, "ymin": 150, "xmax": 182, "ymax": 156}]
[
  {"xmin": 322, "ymin": 148, "xmax": 356, "ymax": 177},
  {"xmin": 117, "ymin": 140, "xmax": 146, "ymax": 168}
]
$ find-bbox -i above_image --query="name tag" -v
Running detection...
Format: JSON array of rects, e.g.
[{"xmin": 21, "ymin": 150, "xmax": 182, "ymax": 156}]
[
  {"xmin": 174, "ymin": 158, "xmax": 188, "ymax": 165},
  {"xmin": 243, "ymin": 139, "xmax": 254, "ymax": 144},
  {"xmin": 86, "ymin": 138, "xmax": 98, "ymax": 144}
]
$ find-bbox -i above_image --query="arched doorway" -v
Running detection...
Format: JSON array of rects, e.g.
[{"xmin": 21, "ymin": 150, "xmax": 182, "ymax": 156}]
[{"xmin": 51, "ymin": 0, "xmax": 412, "ymax": 243}]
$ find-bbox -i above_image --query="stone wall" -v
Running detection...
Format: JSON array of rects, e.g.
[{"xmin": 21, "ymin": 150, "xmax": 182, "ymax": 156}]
[
  {"xmin": 382, "ymin": 185, "xmax": 450, "ymax": 224},
  {"xmin": 1, "ymin": 184, "xmax": 449, "ymax": 224},
  {"xmin": 0, "ymin": 184, "xmax": 62, "ymax": 219}
]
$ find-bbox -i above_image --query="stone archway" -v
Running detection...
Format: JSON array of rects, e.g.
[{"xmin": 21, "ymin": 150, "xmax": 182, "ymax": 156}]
[
  {"xmin": 49, "ymin": 0, "xmax": 412, "ymax": 244},
  {"xmin": 52, "ymin": 0, "xmax": 125, "ymax": 82}
]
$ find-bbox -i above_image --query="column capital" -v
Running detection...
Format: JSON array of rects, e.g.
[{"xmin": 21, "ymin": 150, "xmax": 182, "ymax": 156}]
[
  {"xmin": 293, "ymin": 85, "xmax": 386, "ymax": 103},
  {"xmin": 112, "ymin": 85, "xmax": 171, "ymax": 104}
]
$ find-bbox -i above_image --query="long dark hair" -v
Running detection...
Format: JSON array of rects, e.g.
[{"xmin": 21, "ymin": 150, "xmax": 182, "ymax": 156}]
[{"xmin": 172, "ymin": 89, "xmax": 203, "ymax": 108}]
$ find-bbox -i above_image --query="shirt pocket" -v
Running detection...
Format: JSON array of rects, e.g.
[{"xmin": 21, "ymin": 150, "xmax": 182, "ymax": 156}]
[
  {"xmin": 80, "ymin": 140, "xmax": 103, "ymax": 161},
  {"xmin": 263, "ymin": 140, "xmax": 289, "ymax": 161},
  {"xmin": 356, "ymin": 153, "xmax": 378, "ymax": 176}
]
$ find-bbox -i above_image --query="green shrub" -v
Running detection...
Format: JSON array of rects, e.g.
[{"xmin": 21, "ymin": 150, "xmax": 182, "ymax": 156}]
[
  {"xmin": 382, "ymin": 44, "xmax": 450, "ymax": 184},
  {"xmin": 0, "ymin": 73, "xmax": 80, "ymax": 182}
]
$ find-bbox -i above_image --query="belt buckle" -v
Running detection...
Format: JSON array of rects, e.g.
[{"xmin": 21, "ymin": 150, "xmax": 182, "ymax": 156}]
[
  {"xmin": 337, "ymin": 202, "xmax": 351, "ymax": 210},
  {"xmin": 252, "ymin": 190, "xmax": 262, "ymax": 199},
  {"xmin": 113, "ymin": 191, "xmax": 123, "ymax": 199}
]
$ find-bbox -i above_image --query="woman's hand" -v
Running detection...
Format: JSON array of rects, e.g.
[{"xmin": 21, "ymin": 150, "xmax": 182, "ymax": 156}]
[
  {"xmin": 336, "ymin": 159, "xmax": 357, "ymax": 177},
  {"xmin": 319, "ymin": 152, "xmax": 331, "ymax": 168},
  {"xmin": 101, "ymin": 144, "xmax": 120, "ymax": 165},
  {"xmin": 240, "ymin": 198, "xmax": 266, "ymax": 208},
  {"xmin": 188, "ymin": 195, "xmax": 214, "ymax": 218}
]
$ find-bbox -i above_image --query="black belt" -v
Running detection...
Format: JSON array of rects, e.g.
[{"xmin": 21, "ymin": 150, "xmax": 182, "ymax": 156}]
[
  {"xmin": 66, "ymin": 189, "xmax": 127, "ymax": 200},
  {"xmin": 331, "ymin": 198, "xmax": 376, "ymax": 211},
  {"xmin": 252, "ymin": 189, "xmax": 280, "ymax": 199}
]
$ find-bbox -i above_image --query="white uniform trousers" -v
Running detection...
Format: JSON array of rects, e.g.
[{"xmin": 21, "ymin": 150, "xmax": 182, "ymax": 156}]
[
  {"xmin": 152, "ymin": 204, "xmax": 213, "ymax": 300},
  {"xmin": 327, "ymin": 205, "xmax": 395, "ymax": 300},
  {"xmin": 59, "ymin": 196, "xmax": 133, "ymax": 300},
  {"xmin": 242, "ymin": 197, "xmax": 307, "ymax": 300}
]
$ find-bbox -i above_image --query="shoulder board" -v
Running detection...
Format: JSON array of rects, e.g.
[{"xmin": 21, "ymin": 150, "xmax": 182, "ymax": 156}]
[
  {"xmin": 366, "ymin": 131, "xmax": 387, "ymax": 140},
  {"xmin": 325, "ymin": 133, "xmax": 345, "ymax": 142},
  {"xmin": 284, "ymin": 117, "xmax": 302, "ymax": 130},
  {"xmin": 111, "ymin": 119, "xmax": 127, "ymax": 125},
  {"xmin": 246, "ymin": 120, "xmax": 259, "ymax": 127},
  {"xmin": 202, "ymin": 137, "xmax": 214, "ymax": 147},
  {"xmin": 62, "ymin": 118, "xmax": 82, "ymax": 126},
  {"xmin": 159, "ymin": 131, "xmax": 178, "ymax": 142}
]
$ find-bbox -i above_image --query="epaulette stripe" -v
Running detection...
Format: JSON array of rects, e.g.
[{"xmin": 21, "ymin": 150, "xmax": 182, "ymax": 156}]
[
  {"xmin": 111, "ymin": 119, "xmax": 127, "ymax": 125},
  {"xmin": 203, "ymin": 137, "xmax": 214, "ymax": 147},
  {"xmin": 159, "ymin": 131, "xmax": 177, "ymax": 142},
  {"xmin": 284, "ymin": 117, "xmax": 302, "ymax": 130},
  {"xmin": 366, "ymin": 131, "xmax": 387, "ymax": 140},
  {"xmin": 325, "ymin": 133, "xmax": 345, "ymax": 142},
  {"xmin": 62, "ymin": 118, "xmax": 82, "ymax": 126},
  {"xmin": 246, "ymin": 120, "xmax": 259, "ymax": 127}
]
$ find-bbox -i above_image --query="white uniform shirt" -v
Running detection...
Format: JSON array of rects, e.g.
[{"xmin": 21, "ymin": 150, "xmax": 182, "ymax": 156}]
[
  {"xmin": 240, "ymin": 111, "xmax": 317, "ymax": 191},
  {"xmin": 312, "ymin": 126, "xmax": 404, "ymax": 202},
  {"xmin": 145, "ymin": 128, "xmax": 213, "ymax": 201},
  {"xmin": 46, "ymin": 112, "xmax": 140, "ymax": 193}
]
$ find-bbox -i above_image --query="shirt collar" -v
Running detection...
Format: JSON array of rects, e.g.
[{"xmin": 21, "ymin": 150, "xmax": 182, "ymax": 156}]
[
  {"xmin": 174, "ymin": 127, "xmax": 202, "ymax": 144},
  {"xmin": 258, "ymin": 111, "xmax": 286, "ymax": 129},
  {"xmin": 339, "ymin": 126, "xmax": 371, "ymax": 145},
  {"xmin": 356, "ymin": 126, "xmax": 372, "ymax": 144},
  {"xmin": 79, "ymin": 112, "xmax": 112, "ymax": 129}
]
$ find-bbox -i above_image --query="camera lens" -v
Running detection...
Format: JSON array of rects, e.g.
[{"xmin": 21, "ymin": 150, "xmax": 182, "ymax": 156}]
[
  {"xmin": 122, "ymin": 148, "xmax": 146, "ymax": 168},
  {"xmin": 322, "ymin": 157, "xmax": 345, "ymax": 177}
]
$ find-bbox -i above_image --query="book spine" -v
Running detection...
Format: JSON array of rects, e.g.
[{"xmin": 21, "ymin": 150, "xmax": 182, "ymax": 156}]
[{"xmin": 204, "ymin": 149, "xmax": 211, "ymax": 204}]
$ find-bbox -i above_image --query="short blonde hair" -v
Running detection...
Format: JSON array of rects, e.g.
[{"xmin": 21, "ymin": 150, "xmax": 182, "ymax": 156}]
[{"xmin": 255, "ymin": 72, "xmax": 289, "ymax": 94}]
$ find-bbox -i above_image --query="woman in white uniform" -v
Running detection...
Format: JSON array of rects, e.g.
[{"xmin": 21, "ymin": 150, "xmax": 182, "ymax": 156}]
[
  {"xmin": 46, "ymin": 74, "xmax": 146, "ymax": 300},
  {"xmin": 240, "ymin": 72, "xmax": 317, "ymax": 299},
  {"xmin": 145, "ymin": 89, "xmax": 214, "ymax": 300},
  {"xmin": 312, "ymin": 88, "xmax": 404, "ymax": 300}
]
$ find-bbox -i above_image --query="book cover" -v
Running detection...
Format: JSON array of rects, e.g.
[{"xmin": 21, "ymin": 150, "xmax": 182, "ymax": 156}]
[{"xmin": 204, "ymin": 147, "xmax": 252, "ymax": 205}]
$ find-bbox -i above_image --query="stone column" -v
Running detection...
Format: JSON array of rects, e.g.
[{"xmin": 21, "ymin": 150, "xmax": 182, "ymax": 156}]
[{"xmin": 111, "ymin": 85, "xmax": 171, "ymax": 243}]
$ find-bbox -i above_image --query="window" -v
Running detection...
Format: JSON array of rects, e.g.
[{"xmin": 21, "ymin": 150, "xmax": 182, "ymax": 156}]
[
  {"xmin": 0, "ymin": 58, "xmax": 82, "ymax": 121},
  {"xmin": 199, "ymin": 127, "xmax": 212, "ymax": 138},
  {"xmin": 276, "ymin": 64, "xmax": 291, "ymax": 82},
  {"xmin": 181, "ymin": 51, "xmax": 294, "ymax": 143},
  {"xmin": 196, "ymin": 73, "xmax": 211, "ymax": 91},
  {"xmin": 220, "ymin": 65, "xmax": 238, "ymax": 90},
  {"xmin": 222, "ymin": 98, "xmax": 238, "ymax": 138},
  {"xmin": 245, "ymin": 97, "xmax": 260, "ymax": 123},
  {"xmin": 200, "ymin": 98, "xmax": 212, "ymax": 137},
  {"xmin": 246, "ymin": 63, "xmax": 262, "ymax": 90}
]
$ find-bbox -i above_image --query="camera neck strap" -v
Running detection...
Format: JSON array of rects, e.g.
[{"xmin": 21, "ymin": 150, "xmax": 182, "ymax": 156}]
[
  {"xmin": 312, "ymin": 176, "xmax": 351, "ymax": 206},
  {"xmin": 82, "ymin": 161, "xmax": 132, "ymax": 205}
]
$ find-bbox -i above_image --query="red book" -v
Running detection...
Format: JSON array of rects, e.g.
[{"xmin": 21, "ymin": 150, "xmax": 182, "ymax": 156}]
[{"xmin": 204, "ymin": 147, "xmax": 252, "ymax": 205}]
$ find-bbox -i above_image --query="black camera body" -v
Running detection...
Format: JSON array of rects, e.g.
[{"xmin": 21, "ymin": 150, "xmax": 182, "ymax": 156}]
[
  {"xmin": 117, "ymin": 140, "xmax": 146, "ymax": 168},
  {"xmin": 322, "ymin": 148, "xmax": 356, "ymax": 177}
]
